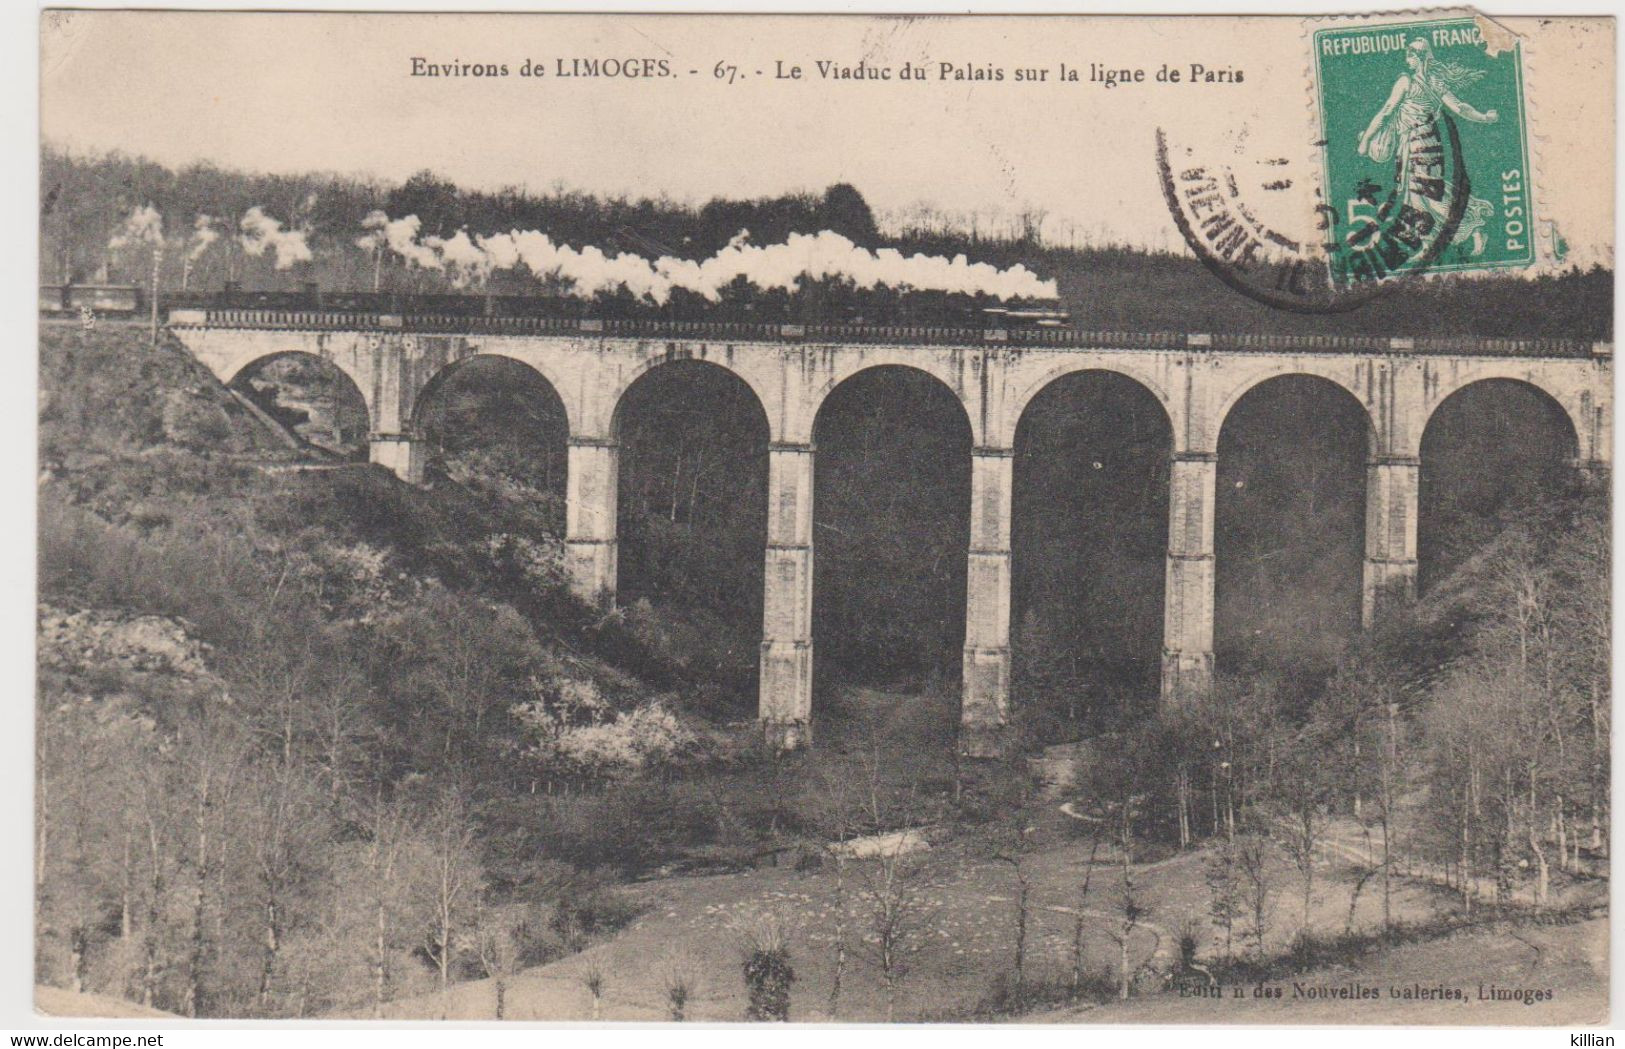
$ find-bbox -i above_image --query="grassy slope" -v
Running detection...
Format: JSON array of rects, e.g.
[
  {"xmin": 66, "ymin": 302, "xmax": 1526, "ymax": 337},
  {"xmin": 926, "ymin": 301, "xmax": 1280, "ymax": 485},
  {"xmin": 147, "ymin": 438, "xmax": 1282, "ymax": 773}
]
[
  {"xmin": 34, "ymin": 986, "xmax": 180, "ymax": 1020},
  {"xmin": 366, "ymin": 818, "xmax": 1605, "ymax": 1023},
  {"xmin": 1033, "ymin": 918, "xmax": 1608, "ymax": 1026}
]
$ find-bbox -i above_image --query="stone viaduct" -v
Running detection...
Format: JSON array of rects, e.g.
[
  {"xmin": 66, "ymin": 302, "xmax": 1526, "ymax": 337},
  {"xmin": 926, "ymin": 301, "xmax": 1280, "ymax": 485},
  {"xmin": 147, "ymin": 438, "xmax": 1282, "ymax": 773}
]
[{"xmin": 168, "ymin": 307, "xmax": 1613, "ymax": 755}]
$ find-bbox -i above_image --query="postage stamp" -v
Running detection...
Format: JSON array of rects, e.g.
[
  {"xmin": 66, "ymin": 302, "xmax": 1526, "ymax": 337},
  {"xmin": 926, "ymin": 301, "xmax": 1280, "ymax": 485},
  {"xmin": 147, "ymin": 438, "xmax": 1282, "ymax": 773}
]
[
  {"xmin": 31, "ymin": 8, "xmax": 1612, "ymax": 1029},
  {"xmin": 1311, "ymin": 15, "xmax": 1534, "ymax": 285}
]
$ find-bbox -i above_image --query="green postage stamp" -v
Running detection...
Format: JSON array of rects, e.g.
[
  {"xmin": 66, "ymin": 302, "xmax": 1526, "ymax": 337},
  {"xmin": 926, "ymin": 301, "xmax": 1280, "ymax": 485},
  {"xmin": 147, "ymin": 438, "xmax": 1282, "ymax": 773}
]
[{"xmin": 1312, "ymin": 15, "xmax": 1533, "ymax": 286}]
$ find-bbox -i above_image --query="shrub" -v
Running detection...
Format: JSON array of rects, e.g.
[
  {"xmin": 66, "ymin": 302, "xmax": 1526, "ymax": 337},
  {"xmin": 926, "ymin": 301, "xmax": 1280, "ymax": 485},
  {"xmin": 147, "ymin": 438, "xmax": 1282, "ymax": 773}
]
[{"xmin": 741, "ymin": 941, "xmax": 794, "ymax": 1021}]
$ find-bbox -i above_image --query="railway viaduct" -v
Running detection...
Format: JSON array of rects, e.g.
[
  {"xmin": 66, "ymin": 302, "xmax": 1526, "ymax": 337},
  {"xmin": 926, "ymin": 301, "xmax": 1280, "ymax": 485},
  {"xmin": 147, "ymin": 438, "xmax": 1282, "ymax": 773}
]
[{"xmin": 168, "ymin": 307, "xmax": 1613, "ymax": 755}]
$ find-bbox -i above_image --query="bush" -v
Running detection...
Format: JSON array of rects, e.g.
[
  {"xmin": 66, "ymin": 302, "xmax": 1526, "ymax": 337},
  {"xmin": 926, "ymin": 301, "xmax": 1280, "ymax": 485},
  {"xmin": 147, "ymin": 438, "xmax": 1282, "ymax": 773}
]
[
  {"xmin": 549, "ymin": 884, "xmax": 641, "ymax": 952},
  {"xmin": 738, "ymin": 917, "xmax": 795, "ymax": 1022},
  {"xmin": 970, "ymin": 969, "xmax": 1114, "ymax": 1018}
]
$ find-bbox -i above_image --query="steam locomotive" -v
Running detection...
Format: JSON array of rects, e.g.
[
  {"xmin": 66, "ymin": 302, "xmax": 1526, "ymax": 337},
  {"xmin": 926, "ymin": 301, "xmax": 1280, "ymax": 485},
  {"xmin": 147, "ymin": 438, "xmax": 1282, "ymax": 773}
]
[
  {"xmin": 41, "ymin": 280, "xmax": 1071, "ymax": 331},
  {"xmin": 39, "ymin": 283, "xmax": 142, "ymax": 318}
]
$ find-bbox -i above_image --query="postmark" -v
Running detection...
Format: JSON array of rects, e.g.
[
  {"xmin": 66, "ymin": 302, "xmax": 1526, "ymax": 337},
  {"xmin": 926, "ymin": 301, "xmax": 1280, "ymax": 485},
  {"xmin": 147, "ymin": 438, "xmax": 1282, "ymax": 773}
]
[
  {"xmin": 1158, "ymin": 13, "xmax": 1532, "ymax": 313},
  {"xmin": 1156, "ymin": 119, "xmax": 1469, "ymax": 314}
]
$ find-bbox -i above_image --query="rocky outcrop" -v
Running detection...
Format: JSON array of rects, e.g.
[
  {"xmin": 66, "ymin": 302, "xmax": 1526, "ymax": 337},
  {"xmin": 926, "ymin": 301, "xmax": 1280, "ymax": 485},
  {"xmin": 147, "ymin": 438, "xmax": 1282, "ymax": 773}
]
[{"xmin": 38, "ymin": 604, "xmax": 214, "ymax": 680}]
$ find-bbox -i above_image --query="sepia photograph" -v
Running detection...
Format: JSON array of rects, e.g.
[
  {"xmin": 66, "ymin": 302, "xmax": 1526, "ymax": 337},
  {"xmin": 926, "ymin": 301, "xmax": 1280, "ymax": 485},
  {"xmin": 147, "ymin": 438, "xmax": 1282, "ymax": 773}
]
[{"xmin": 26, "ymin": 5, "xmax": 1614, "ymax": 1030}]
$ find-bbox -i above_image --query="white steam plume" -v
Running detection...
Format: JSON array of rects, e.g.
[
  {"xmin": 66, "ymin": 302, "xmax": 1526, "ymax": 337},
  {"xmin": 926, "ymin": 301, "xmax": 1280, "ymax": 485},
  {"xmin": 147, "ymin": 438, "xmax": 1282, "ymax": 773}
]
[
  {"xmin": 108, "ymin": 204, "xmax": 164, "ymax": 252},
  {"xmin": 187, "ymin": 214, "xmax": 220, "ymax": 262},
  {"xmin": 356, "ymin": 209, "xmax": 390, "ymax": 253},
  {"xmin": 239, "ymin": 206, "xmax": 313, "ymax": 270},
  {"xmin": 366, "ymin": 214, "xmax": 1058, "ymax": 303}
]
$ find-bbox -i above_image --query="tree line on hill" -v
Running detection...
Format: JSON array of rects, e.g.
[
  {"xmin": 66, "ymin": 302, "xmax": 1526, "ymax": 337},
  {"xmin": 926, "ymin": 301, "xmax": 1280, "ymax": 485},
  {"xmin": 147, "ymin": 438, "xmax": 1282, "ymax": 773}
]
[{"xmin": 42, "ymin": 146, "xmax": 1612, "ymax": 340}]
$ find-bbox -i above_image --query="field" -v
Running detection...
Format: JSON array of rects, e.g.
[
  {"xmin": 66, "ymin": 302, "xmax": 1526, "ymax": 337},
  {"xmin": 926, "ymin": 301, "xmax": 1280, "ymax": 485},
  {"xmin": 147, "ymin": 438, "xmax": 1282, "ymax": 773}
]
[{"xmin": 355, "ymin": 689, "xmax": 1607, "ymax": 1025}]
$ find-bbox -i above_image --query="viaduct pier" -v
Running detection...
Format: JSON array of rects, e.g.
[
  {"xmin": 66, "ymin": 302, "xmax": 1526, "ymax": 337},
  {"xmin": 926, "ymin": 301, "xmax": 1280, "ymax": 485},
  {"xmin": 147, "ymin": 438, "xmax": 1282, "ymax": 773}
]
[{"xmin": 168, "ymin": 307, "xmax": 1613, "ymax": 755}]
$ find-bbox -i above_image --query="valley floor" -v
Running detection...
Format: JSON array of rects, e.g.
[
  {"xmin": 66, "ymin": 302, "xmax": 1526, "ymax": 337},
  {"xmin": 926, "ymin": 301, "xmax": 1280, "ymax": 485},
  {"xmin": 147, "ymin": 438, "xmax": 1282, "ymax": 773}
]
[{"xmin": 361, "ymin": 788, "xmax": 1606, "ymax": 1024}]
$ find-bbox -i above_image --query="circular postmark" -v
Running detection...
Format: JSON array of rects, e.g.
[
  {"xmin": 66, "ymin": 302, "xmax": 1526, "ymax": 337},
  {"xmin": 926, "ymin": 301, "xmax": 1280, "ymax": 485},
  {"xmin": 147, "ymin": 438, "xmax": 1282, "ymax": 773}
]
[{"xmin": 1156, "ymin": 113, "xmax": 1471, "ymax": 315}]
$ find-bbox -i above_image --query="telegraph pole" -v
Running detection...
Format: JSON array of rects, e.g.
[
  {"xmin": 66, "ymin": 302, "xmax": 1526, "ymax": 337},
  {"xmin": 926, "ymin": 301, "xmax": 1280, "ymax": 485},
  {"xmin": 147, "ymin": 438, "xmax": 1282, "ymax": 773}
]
[{"xmin": 149, "ymin": 242, "xmax": 162, "ymax": 346}]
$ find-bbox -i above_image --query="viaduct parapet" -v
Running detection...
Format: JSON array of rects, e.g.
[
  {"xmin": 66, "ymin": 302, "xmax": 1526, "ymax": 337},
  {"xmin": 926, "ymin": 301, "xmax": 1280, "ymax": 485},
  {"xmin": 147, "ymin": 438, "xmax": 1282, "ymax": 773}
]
[{"xmin": 167, "ymin": 308, "xmax": 1614, "ymax": 755}]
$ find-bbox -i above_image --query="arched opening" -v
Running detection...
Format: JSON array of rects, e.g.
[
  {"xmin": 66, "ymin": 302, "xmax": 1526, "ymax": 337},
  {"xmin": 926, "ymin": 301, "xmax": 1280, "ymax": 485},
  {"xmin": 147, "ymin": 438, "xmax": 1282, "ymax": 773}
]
[
  {"xmin": 414, "ymin": 356, "xmax": 569, "ymax": 535},
  {"xmin": 1418, "ymin": 378, "xmax": 1579, "ymax": 588},
  {"xmin": 1011, "ymin": 370, "xmax": 1171, "ymax": 734},
  {"xmin": 811, "ymin": 365, "xmax": 972, "ymax": 742},
  {"xmin": 614, "ymin": 359, "xmax": 770, "ymax": 710},
  {"xmin": 231, "ymin": 352, "xmax": 369, "ymax": 460},
  {"xmin": 1215, "ymin": 375, "xmax": 1372, "ymax": 678}
]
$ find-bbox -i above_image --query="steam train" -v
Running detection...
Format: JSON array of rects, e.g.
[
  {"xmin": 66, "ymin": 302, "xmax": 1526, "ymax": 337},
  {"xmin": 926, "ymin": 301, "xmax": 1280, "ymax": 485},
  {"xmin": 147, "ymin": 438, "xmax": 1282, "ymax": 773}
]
[
  {"xmin": 39, "ymin": 283, "xmax": 143, "ymax": 318},
  {"xmin": 41, "ymin": 280, "xmax": 1071, "ymax": 331}
]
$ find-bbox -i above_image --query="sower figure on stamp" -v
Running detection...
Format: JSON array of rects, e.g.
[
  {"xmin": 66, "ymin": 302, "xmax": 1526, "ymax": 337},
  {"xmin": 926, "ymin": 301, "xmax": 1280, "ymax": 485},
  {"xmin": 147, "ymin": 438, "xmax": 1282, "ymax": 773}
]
[{"xmin": 1357, "ymin": 38, "xmax": 1499, "ymax": 255}]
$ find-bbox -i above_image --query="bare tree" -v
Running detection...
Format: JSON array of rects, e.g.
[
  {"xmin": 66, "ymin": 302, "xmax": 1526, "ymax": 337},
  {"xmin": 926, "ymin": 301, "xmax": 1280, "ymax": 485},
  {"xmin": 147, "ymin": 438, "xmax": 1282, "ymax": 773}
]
[
  {"xmin": 1204, "ymin": 838, "xmax": 1242, "ymax": 962},
  {"xmin": 1235, "ymin": 833, "xmax": 1273, "ymax": 960},
  {"xmin": 1105, "ymin": 850, "xmax": 1145, "ymax": 1000},
  {"xmin": 349, "ymin": 792, "xmax": 415, "ymax": 1018},
  {"xmin": 472, "ymin": 902, "xmax": 524, "ymax": 1020},
  {"xmin": 415, "ymin": 789, "xmax": 485, "ymax": 996},
  {"xmin": 658, "ymin": 948, "xmax": 701, "ymax": 1021},
  {"xmin": 176, "ymin": 704, "xmax": 247, "ymax": 1018},
  {"xmin": 856, "ymin": 844, "xmax": 935, "ymax": 1021},
  {"xmin": 1273, "ymin": 750, "xmax": 1326, "ymax": 940},
  {"xmin": 992, "ymin": 827, "xmax": 1037, "ymax": 990},
  {"xmin": 1069, "ymin": 826, "xmax": 1104, "ymax": 993},
  {"xmin": 243, "ymin": 759, "xmax": 326, "ymax": 1012},
  {"xmin": 581, "ymin": 963, "xmax": 605, "ymax": 1020},
  {"xmin": 807, "ymin": 764, "xmax": 858, "ymax": 1017}
]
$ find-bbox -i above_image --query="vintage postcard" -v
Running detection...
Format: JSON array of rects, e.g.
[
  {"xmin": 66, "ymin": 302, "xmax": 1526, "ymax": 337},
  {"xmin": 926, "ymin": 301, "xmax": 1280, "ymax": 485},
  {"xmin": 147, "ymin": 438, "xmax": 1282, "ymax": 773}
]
[{"xmin": 33, "ymin": 8, "xmax": 1611, "ymax": 1028}]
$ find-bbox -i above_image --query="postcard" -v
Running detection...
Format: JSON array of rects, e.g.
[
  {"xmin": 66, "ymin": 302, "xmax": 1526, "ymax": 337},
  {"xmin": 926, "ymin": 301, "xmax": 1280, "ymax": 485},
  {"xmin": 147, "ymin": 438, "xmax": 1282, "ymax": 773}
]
[{"xmin": 35, "ymin": 9, "xmax": 1611, "ymax": 1025}]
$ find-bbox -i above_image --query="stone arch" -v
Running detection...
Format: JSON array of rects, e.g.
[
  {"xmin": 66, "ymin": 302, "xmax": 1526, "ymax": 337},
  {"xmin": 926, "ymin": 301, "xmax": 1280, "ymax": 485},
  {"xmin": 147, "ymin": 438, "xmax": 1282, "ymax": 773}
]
[
  {"xmin": 1420, "ymin": 370, "xmax": 1585, "ymax": 461},
  {"xmin": 1008, "ymin": 365, "xmax": 1174, "ymax": 450},
  {"xmin": 808, "ymin": 359, "xmax": 977, "ymax": 445},
  {"xmin": 811, "ymin": 363, "xmax": 975, "ymax": 689},
  {"xmin": 221, "ymin": 349, "xmax": 372, "ymax": 431},
  {"xmin": 1211, "ymin": 363, "xmax": 1378, "ymax": 456},
  {"xmin": 799, "ymin": 351, "xmax": 981, "ymax": 446},
  {"xmin": 1010, "ymin": 369, "xmax": 1174, "ymax": 706},
  {"xmin": 226, "ymin": 350, "xmax": 373, "ymax": 453},
  {"xmin": 411, "ymin": 352, "xmax": 572, "ymax": 435},
  {"xmin": 1214, "ymin": 372, "xmax": 1375, "ymax": 671},
  {"xmin": 1417, "ymin": 376, "xmax": 1583, "ymax": 589},
  {"xmin": 605, "ymin": 352, "xmax": 775, "ymax": 443},
  {"xmin": 610, "ymin": 358, "xmax": 773, "ymax": 689}
]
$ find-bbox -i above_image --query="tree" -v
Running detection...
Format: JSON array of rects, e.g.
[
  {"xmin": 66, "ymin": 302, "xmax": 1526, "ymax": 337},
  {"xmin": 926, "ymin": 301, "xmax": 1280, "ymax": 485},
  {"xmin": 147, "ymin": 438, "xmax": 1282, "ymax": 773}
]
[
  {"xmin": 820, "ymin": 184, "xmax": 879, "ymax": 247},
  {"xmin": 658, "ymin": 949, "xmax": 700, "ymax": 1021},
  {"xmin": 581, "ymin": 963, "xmax": 606, "ymax": 1020},
  {"xmin": 856, "ymin": 843, "xmax": 934, "ymax": 1022},
  {"xmin": 1235, "ymin": 833, "xmax": 1273, "ymax": 960},
  {"xmin": 992, "ymin": 827, "xmax": 1037, "ymax": 991},
  {"xmin": 240, "ymin": 758, "xmax": 328, "ymax": 1012},
  {"xmin": 1272, "ymin": 728, "xmax": 1332, "ymax": 938},
  {"xmin": 411, "ymin": 789, "xmax": 485, "ymax": 995},
  {"xmin": 738, "ymin": 915, "xmax": 794, "ymax": 1022},
  {"xmin": 1204, "ymin": 839, "xmax": 1242, "ymax": 962},
  {"xmin": 387, "ymin": 589, "xmax": 542, "ymax": 776},
  {"xmin": 471, "ymin": 901, "xmax": 525, "ymax": 1020},
  {"xmin": 1069, "ymin": 826, "xmax": 1105, "ymax": 993},
  {"xmin": 386, "ymin": 170, "xmax": 463, "ymax": 239},
  {"xmin": 1106, "ymin": 851, "xmax": 1144, "ymax": 1000},
  {"xmin": 344, "ymin": 792, "xmax": 419, "ymax": 1017},
  {"xmin": 172, "ymin": 700, "xmax": 248, "ymax": 1018},
  {"xmin": 35, "ymin": 694, "xmax": 156, "ymax": 997},
  {"xmin": 806, "ymin": 764, "xmax": 860, "ymax": 1017}
]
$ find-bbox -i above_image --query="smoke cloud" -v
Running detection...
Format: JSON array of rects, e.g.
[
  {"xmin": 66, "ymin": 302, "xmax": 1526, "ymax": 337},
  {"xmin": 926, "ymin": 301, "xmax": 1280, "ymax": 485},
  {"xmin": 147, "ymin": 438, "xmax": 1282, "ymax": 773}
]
[
  {"xmin": 365, "ymin": 213, "xmax": 1058, "ymax": 302},
  {"xmin": 187, "ymin": 214, "xmax": 220, "ymax": 262},
  {"xmin": 239, "ymin": 206, "xmax": 313, "ymax": 270},
  {"xmin": 108, "ymin": 205, "xmax": 164, "ymax": 252}
]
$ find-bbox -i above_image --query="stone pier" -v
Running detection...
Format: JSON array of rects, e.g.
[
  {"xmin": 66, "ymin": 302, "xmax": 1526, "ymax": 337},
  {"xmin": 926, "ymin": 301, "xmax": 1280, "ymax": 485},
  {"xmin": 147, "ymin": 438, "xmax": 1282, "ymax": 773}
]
[{"xmin": 167, "ymin": 309, "xmax": 1612, "ymax": 752}]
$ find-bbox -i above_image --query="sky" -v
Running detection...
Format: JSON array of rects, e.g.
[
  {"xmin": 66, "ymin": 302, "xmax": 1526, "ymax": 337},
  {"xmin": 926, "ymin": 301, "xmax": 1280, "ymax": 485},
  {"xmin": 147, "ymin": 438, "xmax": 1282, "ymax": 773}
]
[{"xmin": 40, "ymin": 11, "xmax": 1614, "ymax": 267}]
